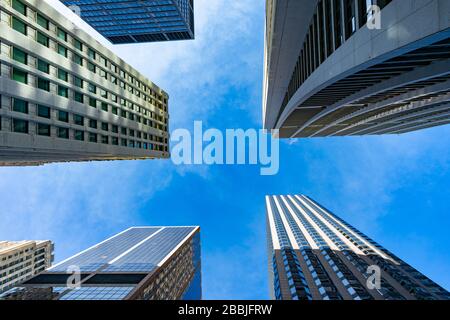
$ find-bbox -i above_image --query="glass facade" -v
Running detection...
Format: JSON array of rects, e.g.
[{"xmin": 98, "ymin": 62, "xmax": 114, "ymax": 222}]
[
  {"xmin": 266, "ymin": 195, "xmax": 450, "ymax": 300},
  {"xmin": 60, "ymin": 0, "xmax": 195, "ymax": 44},
  {"xmin": 0, "ymin": 227, "xmax": 201, "ymax": 300}
]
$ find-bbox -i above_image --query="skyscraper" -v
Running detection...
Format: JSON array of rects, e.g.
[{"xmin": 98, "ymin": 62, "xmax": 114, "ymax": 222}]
[
  {"xmin": 266, "ymin": 195, "xmax": 450, "ymax": 300},
  {"xmin": 0, "ymin": 0, "xmax": 170, "ymax": 166},
  {"xmin": 263, "ymin": 0, "xmax": 450, "ymax": 138},
  {"xmin": 0, "ymin": 227, "xmax": 201, "ymax": 300},
  {"xmin": 0, "ymin": 240, "xmax": 54, "ymax": 293},
  {"xmin": 59, "ymin": 0, "xmax": 195, "ymax": 44}
]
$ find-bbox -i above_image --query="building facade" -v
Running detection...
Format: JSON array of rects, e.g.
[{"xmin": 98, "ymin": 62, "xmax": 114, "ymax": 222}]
[
  {"xmin": 263, "ymin": 0, "xmax": 450, "ymax": 138},
  {"xmin": 0, "ymin": 0, "xmax": 170, "ymax": 166},
  {"xmin": 266, "ymin": 195, "xmax": 450, "ymax": 300},
  {"xmin": 0, "ymin": 240, "xmax": 54, "ymax": 293},
  {"xmin": 0, "ymin": 227, "xmax": 201, "ymax": 300},
  {"xmin": 60, "ymin": 0, "xmax": 195, "ymax": 44}
]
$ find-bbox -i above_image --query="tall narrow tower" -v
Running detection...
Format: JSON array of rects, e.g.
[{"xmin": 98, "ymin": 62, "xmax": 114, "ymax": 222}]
[{"xmin": 266, "ymin": 195, "xmax": 450, "ymax": 300}]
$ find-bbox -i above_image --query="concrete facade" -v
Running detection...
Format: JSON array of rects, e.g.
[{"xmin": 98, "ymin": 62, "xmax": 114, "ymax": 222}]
[
  {"xmin": 0, "ymin": 0, "xmax": 170, "ymax": 166},
  {"xmin": 266, "ymin": 195, "xmax": 450, "ymax": 300},
  {"xmin": 263, "ymin": 0, "xmax": 450, "ymax": 138},
  {"xmin": 0, "ymin": 240, "xmax": 54, "ymax": 293}
]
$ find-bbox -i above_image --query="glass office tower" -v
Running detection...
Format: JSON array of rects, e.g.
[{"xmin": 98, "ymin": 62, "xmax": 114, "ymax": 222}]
[
  {"xmin": 266, "ymin": 195, "xmax": 450, "ymax": 300},
  {"xmin": 60, "ymin": 0, "xmax": 195, "ymax": 44},
  {"xmin": 0, "ymin": 227, "xmax": 201, "ymax": 300}
]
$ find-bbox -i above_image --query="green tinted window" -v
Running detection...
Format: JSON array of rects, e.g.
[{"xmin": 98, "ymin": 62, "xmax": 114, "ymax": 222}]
[
  {"xmin": 12, "ymin": 119, "xmax": 28, "ymax": 133},
  {"xmin": 12, "ymin": 0, "xmax": 26, "ymax": 16},
  {"xmin": 12, "ymin": 47, "xmax": 27, "ymax": 64},
  {"xmin": 13, "ymin": 99, "xmax": 28, "ymax": 113},
  {"xmin": 37, "ymin": 59, "xmax": 50, "ymax": 73},
  {"xmin": 37, "ymin": 105, "xmax": 51, "ymax": 118},
  {"xmin": 36, "ymin": 14, "xmax": 49, "ymax": 29},
  {"xmin": 12, "ymin": 68, "xmax": 27, "ymax": 84},
  {"xmin": 37, "ymin": 32, "xmax": 49, "ymax": 47},
  {"xmin": 58, "ymin": 86, "xmax": 68, "ymax": 98},
  {"xmin": 58, "ymin": 111, "xmax": 69, "ymax": 122},
  {"xmin": 74, "ymin": 92, "xmax": 84, "ymax": 103},
  {"xmin": 37, "ymin": 78, "xmax": 50, "ymax": 91},
  {"xmin": 12, "ymin": 17, "xmax": 27, "ymax": 35},
  {"xmin": 37, "ymin": 123, "xmax": 51, "ymax": 136}
]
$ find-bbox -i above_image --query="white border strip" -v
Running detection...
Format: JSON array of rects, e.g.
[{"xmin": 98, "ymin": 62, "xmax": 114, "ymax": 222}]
[
  {"xmin": 49, "ymin": 227, "xmax": 135, "ymax": 270},
  {"xmin": 108, "ymin": 228, "xmax": 165, "ymax": 264},
  {"xmin": 266, "ymin": 196, "xmax": 281, "ymax": 250},
  {"xmin": 157, "ymin": 227, "xmax": 200, "ymax": 267}
]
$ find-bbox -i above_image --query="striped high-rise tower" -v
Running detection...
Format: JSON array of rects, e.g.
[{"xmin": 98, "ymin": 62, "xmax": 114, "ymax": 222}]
[{"xmin": 266, "ymin": 195, "xmax": 450, "ymax": 300}]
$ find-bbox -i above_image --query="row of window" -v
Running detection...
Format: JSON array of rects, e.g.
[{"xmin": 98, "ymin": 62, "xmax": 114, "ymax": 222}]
[
  {"xmin": 1, "ymin": 98, "xmax": 167, "ymax": 144},
  {"xmin": 0, "ymin": 116, "xmax": 167, "ymax": 152},
  {"xmin": 8, "ymin": 0, "xmax": 168, "ymax": 109},
  {"xmin": 282, "ymin": 0, "xmax": 393, "ymax": 111},
  {"xmin": 6, "ymin": 45, "xmax": 167, "ymax": 129},
  {"xmin": 5, "ymin": 62, "xmax": 167, "ymax": 132}
]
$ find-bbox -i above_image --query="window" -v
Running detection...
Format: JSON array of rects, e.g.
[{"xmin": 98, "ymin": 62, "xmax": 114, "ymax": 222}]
[
  {"xmin": 121, "ymin": 127, "xmax": 127, "ymax": 135},
  {"xmin": 88, "ymin": 48, "xmax": 96, "ymax": 60},
  {"xmin": 57, "ymin": 44, "xmax": 67, "ymax": 58},
  {"xmin": 89, "ymin": 97, "xmax": 96, "ymax": 108},
  {"xmin": 112, "ymin": 137, "xmax": 119, "ymax": 145},
  {"xmin": 58, "ymin": 85, "xmax": 68, "ymax": 98},
  {"xmin": 12, "ymin": 17, "xmax": 27, "ymax": 35},
  {"xmin": 58, "ymin": 69, "xmax": 68, "ymax": 82},
  {"xmin": 73, "ymin": 114, "xmax": 84, "ymax": 126},
  {"xmin": 37, "ymin": 32, "xmax": 49, "ymax": 47},
  {"xmin": 100, "ymin": 56, "xmax": 107, "ymax": 67},
  {"xmin": 12, "ymin": 0, "xmax": 26, "ymax": 16},
  {"xmin": 100, "ymin": 69, "xmax": 107, "ymax": 79},
  {"xmin": 12, "ymin": 47, "xmax": 27, "ymax": 65},
  {"xmin": 112, "ymin": 125, "xmax": 118, "ymax": 133},
  {"xmin": 36, "ymin": 14, "xmax": 49, "ymax": 30},
  {"xmin": 87, "ymin": 62, "xmax": 96, "ymax": 73},
  {"xmin": 73, "ymin": 76, "xmax": 83, "ymax": 88},
  {"xmin": 112, "ymin": 106, "xmax": 118, "ymax": 115},
  {"xmin": 89, "ymin": 132, "xmax": 97, "ymax": 143},
  {"xmin": 88, "ymin": 83, "xmax": 96, "ymax": 94},
  {"xmin": 89, "ymin": 119, "xmax": 97, "ymax": 129},
  {"xmin": 74, "ymin": 130, "xmax": 84, "ymax": 141},
  {"xmin": 58, "ymin": 110, "xmax": 69, "ymax": 122},
  {"xmin": 121, "ymin": 138, "xmax": 127, "ymax": 146},
  {"xmin": 73, "ymin": 54, "xmax": 83, "ymax": 66},
  {"xmin": 100, "ymin": 89, "xmax": 107, "ymax": 98},
  {"xmin": 37, "ymin": 123, "xmax": 51, "ymax": 136},
  {"xmin": 101, "ymin": 122, "xmax": 109, "ymax": 131},
  {"xmin": 37, "ymin": 59, "xmax": 49, "ymax": 73},
  {"xmin": 12, "ymin": 68, "xmax": 27, "ymax": 84},
  {"xmin": 74, "ymin": 92, "xmax": 84, "ymax": 103},
  {"xmin": 111, "ymin": 76, "xmax": 117, "ymax": 85},
  {"xmin": 73, "ymin": 38, "xmax": 83, "ymax": 51},
  {"xmin": 101, "ymin": 135, "xmax": 108, "ymax": 144},
  {"xmin": 121, "ymin": 110, "xmax": 127, "ymax": 118},
  {"xmin": 37, "ymin": 105, "xmax": 51, "ymax": 119},
  {"xmin": 129, "ymin": 129, "xmax": 135, "ymax": 137},
  {"xmin": 37, "ymin": 78, "xmax": 50, "ymax": 91},
  {"xmin": 12, "ymin": 119, "xmax": 28, "ymax": 133},
  {"xmin": 57, "ymin": 127, "xmax": 69, "ymax": 139},
  {"xmin": 57, "ymin": 28, "xmax": 67, "ymax": 41},
  {"xmin": 13, "ymin": 99, "xmax": 28, "ymax": 113},
  {"xmin": 101, "ymin": 103, "xmax": 108, "ymax": 112}
]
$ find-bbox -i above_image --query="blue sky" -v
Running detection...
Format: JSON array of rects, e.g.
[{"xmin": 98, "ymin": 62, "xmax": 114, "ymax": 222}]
[{"xmin": 1, "ymin": 0, "xmax": 450, "ymax": 299}]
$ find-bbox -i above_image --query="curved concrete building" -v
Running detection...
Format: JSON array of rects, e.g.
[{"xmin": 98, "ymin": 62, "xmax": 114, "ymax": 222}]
[{"xmin": 263, "ymin": 0, "xmax": 450, "ymax": 138}]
